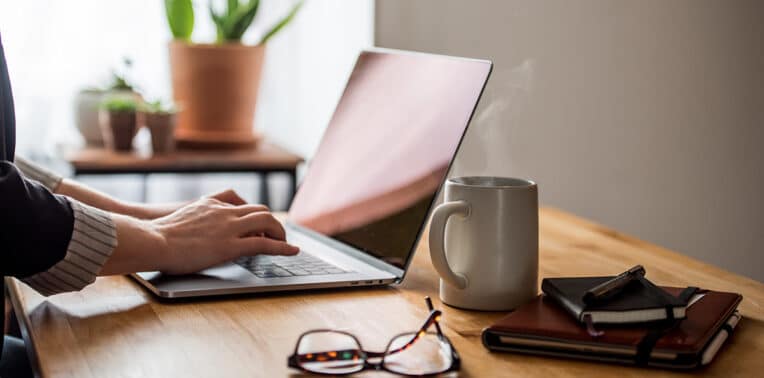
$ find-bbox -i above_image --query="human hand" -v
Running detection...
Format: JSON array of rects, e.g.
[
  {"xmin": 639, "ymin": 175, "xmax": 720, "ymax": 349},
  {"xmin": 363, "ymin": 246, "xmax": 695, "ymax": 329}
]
[
  {"xmin": 207, "ymin": 189, "xmax": 247, "ymax": 206},
  {"xmin": 129, "ymin": 189, "xmax": 250, "ymax": 219},
  {"xmin": 101, "ymin": 196, "xmax": 298, "ymax": 276},
  {"xmin": 152, "ymin": 197, "xmax": 298, "ymax": 274}
]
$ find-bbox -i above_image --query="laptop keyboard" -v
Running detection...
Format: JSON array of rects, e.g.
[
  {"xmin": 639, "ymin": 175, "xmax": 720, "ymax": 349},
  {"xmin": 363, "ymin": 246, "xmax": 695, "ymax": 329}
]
[{"xmin": 235, "ymin": 252, "xmax": 350, "ymax": 278}]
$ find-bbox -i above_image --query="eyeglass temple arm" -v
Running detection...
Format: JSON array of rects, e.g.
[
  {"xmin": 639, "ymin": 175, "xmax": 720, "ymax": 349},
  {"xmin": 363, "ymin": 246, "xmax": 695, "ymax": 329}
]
[
  {"xmin": 383, "ymin": 297, "xmax": 445, "ymax": 357},
  {"xmin": 425, "ymin": 296, "xmax": 445, "ymax": 339},
  {"xmin": 383, "ymin": 309, "xmax": 442, "ymax": 356},
  {"xmin": 370, "ymin": 297, "xmax": 444, "ymax": 357}
]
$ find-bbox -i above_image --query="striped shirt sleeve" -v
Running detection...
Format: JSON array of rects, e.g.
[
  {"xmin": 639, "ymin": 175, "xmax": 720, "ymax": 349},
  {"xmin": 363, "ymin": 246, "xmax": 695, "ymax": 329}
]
[
  {"xmin": 13, "ymin": 158, "xmax": 118, "ymax": 296},
  {"xmin": 13, "ymin": 155, "xmax": 63, "ymax": 192},
  {"xmin": 22, "ymin": 200, "xmax": 118, "ymax": 296}
]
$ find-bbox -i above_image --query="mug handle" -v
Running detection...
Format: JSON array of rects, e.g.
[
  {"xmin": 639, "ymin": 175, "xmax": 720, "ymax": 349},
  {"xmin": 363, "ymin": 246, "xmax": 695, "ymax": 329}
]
[{"xmin": 429, "ymin": 200, "xmax": 470, "ymax": 290}]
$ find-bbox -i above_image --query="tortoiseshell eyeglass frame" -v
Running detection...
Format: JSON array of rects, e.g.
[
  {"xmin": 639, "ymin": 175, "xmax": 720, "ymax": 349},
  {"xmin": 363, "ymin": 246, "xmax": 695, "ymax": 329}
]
[{"xmin": 287, "ymin": 297, "xmax": 460, "ymax": 376}]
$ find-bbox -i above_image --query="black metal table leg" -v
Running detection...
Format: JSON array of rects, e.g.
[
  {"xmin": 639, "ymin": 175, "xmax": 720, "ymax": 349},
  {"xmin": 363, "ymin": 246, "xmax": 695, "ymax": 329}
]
[
  {"xmin": 259, "ymin": 172, "xmax": 270, "ymax": 207},
  {"xmin": 285, "ymin": 169, "xmax": 297, "ymax": 210}
]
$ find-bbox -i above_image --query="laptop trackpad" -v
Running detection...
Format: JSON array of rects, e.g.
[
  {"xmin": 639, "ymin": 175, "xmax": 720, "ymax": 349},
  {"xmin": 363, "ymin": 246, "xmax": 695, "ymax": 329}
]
[{"xmin": 135, "ymin": 263, "xmax": 258, "ymax": 290}]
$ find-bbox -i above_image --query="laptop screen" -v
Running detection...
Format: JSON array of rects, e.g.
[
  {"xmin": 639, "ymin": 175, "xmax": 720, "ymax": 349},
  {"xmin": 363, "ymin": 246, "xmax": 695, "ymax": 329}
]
[{"xmin": 288, "ymin": 49, "xmax": 492, "ymax": 269}]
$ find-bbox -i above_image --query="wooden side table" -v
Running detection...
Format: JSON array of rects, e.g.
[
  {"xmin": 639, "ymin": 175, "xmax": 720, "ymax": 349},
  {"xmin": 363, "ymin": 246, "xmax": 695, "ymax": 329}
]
[{"xmin": 65, "ymin": 142, "xmax": 304, "ymax": 209}]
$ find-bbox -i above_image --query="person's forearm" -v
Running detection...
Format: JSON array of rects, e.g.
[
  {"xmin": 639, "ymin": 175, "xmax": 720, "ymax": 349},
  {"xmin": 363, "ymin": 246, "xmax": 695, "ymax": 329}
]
[
  {"xmin": 98, "ymin": 213, "xmax": 168, "ymax": 275},
  {"xmin": 56, "ymin": 178, "xmax": 183, "ymax": 219},
  {"xmin": 15, "ymin": 156, "xmax": 183, "ymax": 219}
]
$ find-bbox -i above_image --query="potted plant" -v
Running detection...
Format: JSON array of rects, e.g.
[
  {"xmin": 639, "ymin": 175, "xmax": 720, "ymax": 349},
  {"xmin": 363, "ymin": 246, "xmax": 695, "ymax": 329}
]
[
  {"xmin": 74, "ymin": 58, "xmax": 141, "ymax": 146},
  {"xmin": 99, "ymin": 95, "xmax": 139, "ymax": 151},
  {"xmin": 165, "ymin": 0, "xmax": 302, "ymax": 148},
  {"xmin": 139, "ymin": 99, "xmax": 179, "ymax": 154}
]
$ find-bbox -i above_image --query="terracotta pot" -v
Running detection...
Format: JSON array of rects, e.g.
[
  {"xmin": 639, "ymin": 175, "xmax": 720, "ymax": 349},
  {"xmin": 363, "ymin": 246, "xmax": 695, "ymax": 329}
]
[
  {"xmin": 169, "ymin": 42, "xmax": 265, "ymax": 149},
  {"xmin": 144, "ymin": 112, "xmax": 177, "ymax": 154},
  {"xmin": 75, "ymin": 89, "xmax": 139, "ymax": 146},
  {"xmin": 99, "ymin": 110, "xmax": 138, "ymax": 151}
]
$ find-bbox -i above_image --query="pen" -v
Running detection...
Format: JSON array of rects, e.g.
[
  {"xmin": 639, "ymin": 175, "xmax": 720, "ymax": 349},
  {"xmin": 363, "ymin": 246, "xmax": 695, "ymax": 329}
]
[{"xmin": 583, "ymin": 265, "xmax": 646, "ymax": 304}]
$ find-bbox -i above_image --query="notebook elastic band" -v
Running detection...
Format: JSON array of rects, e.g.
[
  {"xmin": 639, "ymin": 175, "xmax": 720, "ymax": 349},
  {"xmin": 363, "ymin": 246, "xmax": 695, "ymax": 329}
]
[
  {"xmin": 678, "ymin": 286, "xmax": 699, "ymax": 302},
  {"xmin": 635, "ymin": 286, "xmax": 699, "ymax": 366},
  {"xmin": 635, "ymin": 327, "xmax": 667, "ymax": 366}
]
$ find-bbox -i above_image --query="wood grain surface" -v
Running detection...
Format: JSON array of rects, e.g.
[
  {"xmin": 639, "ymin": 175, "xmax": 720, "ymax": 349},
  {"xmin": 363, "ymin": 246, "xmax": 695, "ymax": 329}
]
[
  {"xmin": 66, "ymin": 142, "xmax": 303, "ymax": 174},
  {"xmin": 8, "ymin": 208, "xmax": 764, "ymax": 377}
]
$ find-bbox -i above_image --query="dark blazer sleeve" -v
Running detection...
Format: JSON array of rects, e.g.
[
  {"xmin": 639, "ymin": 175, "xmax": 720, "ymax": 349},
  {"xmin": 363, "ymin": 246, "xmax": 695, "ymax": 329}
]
[
  {"xmin": 0, "ymin": 34, "xmax": 13, "ymax": 162},
  {"xmin": 0, "ymin": 162, "xmax": 73, "ymax": 277},
  {"xmin": 1, "ymin": 34, "xmax": 74, "ymax": 277}
]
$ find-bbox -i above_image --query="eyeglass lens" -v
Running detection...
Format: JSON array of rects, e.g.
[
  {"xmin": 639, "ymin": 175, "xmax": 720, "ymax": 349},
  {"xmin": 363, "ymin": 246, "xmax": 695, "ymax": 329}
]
[
  {"xmin": 383, "ymin": 331, "xmax": 453, "ymax": 375},
  {"xmin": 296, "ymin": 331, "xmax": 365, "ymax": 374}
]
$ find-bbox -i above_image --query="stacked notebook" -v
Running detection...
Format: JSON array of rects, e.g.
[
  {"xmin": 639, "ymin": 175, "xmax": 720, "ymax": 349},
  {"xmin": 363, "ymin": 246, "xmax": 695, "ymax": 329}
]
[
  {"xmin": 541, "ymin": 276, "xmax": 690, "ymax": 324},
  {"xmin": 482, "ymin": 277, "xmax": 742, "ymax": 369}
]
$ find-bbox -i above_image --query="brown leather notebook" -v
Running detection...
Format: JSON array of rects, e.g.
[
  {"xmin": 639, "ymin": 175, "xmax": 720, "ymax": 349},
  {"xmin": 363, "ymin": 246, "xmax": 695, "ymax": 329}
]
[{"xmin": 482, "ymin": 287, "xmax": 742, "ymax": 369}]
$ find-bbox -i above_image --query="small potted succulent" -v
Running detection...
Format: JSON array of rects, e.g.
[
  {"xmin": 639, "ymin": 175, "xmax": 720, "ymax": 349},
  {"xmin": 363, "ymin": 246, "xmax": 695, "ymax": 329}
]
[
  {"xmin": 75, "ymin": 58, "xmax": 141, "ymax": 146},
  {"xmin": 99, "ymin": 95, "xmax": 139, "ymax": 151},
  {"xmin": 139, "ymin": 99, "xmax": 178, "ymax": 154}
]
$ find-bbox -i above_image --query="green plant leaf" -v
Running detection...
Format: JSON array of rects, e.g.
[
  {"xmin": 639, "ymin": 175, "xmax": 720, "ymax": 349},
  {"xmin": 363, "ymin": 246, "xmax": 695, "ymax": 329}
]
[
  {"xmin": 210, "ymin": 2, "xmax": 227, "ymax": 42},
  {"xmin": 259, "ymin": 1, "xmax": 303, "ymax": 45},
  {"xmin": 165, "ymin": 0, "xmax": 195, "ymax": 40},
  {"xmin": 108, "ymin": 57, "xmax": 136, "ymax": 91},
  {"xmin": 227, "ymin": 0, "xmax": 239, "ymax": 17},
  {"xmin": 211, "ymin": 0, "xmax": 254, "ymax": 42},
  {"xmin": 100, "ymin": 95, "xmax": 138, "ymax": 113},
  {"xmin": 228, "ymin": 0, "xmax": 260, "ymax": 41}
]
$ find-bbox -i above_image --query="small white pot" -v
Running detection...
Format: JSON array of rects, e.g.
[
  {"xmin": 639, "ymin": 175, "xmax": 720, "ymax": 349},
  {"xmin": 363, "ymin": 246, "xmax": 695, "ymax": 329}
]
[{"xmin": 74, "ymin": 89, "xmax": 139, "ymax": 146}]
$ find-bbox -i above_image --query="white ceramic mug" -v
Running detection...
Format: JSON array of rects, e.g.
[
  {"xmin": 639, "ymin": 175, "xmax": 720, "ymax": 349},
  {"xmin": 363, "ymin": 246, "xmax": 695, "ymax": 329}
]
[{"xmin": 429, "ymin": 176, "xmax": 538, "ymax": 311}]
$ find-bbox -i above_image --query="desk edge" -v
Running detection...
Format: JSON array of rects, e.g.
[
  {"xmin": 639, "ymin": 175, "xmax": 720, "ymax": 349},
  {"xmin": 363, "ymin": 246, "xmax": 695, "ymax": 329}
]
[{"xmin": 6, "ymin": 278, "xmax": 43, "ymax": 378}]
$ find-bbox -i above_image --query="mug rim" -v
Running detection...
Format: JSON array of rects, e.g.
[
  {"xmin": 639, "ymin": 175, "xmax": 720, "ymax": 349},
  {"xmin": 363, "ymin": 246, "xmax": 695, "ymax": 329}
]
[{"xmin": 448, "ymin": 176, "xmax": 536, "ymax": 189}]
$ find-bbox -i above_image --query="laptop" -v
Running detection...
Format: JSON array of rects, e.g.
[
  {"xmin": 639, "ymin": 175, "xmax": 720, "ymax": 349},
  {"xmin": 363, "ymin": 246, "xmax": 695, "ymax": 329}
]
[{"xmin": 133, "ymin": 48, "xmax": 492, "ymax": 298}]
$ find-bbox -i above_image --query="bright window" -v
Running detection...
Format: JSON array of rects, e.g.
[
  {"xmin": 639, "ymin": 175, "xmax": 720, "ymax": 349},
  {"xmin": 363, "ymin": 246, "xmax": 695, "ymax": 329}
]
[{"xmin": 0, "ymin": 0, "xmax": 374, "ymax": 159}]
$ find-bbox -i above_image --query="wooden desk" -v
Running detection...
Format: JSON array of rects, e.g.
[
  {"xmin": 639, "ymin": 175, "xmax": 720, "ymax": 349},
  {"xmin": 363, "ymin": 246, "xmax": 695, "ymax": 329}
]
[
  {"xmin": 66, "ymin": 142, "xmax": 304, "ymax": 208},
  {"xmin": 8, "ymin": 208, "xmax": 764, "ymax": 377}
]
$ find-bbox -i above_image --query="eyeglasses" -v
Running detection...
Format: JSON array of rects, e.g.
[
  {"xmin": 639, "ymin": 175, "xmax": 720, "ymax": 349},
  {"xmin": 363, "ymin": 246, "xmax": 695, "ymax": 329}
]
[{"xmin": 288, "ymin": 297, "xmax": 460, "ymax": 376}]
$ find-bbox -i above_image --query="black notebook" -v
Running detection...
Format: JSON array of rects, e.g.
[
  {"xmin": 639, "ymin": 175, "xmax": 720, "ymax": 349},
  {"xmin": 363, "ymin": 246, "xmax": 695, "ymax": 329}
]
[{"xmin": 541, "ymin": 276, "xmax": 688, "ymax": 324}]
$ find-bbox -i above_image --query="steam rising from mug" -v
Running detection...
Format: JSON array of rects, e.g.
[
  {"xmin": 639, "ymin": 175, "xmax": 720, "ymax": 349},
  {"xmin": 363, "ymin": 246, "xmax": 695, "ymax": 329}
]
[{"xmin": 452, "ymin": 59, "xmax": 535, "ymax": 178}]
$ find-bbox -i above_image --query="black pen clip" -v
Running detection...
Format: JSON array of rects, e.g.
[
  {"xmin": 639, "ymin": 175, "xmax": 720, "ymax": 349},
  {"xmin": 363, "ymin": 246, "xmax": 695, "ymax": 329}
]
[{"xmin": 583, "ymin": 265, "xmax": 646, "ymax": 305}]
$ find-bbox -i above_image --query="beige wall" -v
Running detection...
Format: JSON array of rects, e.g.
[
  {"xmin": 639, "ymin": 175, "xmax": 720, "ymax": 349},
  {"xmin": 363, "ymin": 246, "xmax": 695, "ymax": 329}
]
[{"xmin": 375, "ymin": 0, "xmax": 764, "ymax": 282}]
